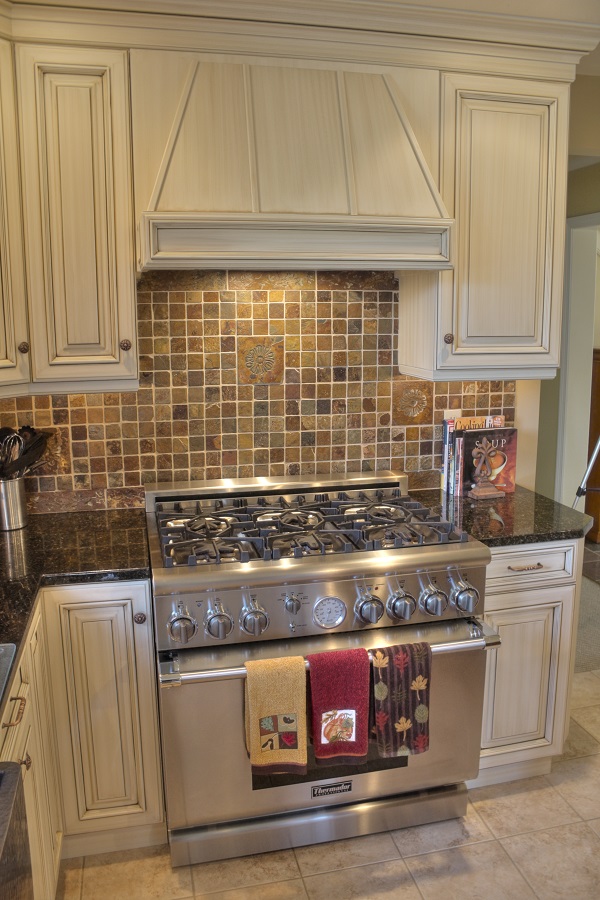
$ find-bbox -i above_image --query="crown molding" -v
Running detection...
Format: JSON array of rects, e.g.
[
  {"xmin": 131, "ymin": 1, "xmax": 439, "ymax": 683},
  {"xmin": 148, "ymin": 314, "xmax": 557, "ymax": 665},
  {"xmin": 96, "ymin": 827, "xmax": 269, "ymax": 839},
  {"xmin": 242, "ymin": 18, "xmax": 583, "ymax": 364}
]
[{"xmin": 5, "ymin": 0, "xmax": 600, "ymax": 53}]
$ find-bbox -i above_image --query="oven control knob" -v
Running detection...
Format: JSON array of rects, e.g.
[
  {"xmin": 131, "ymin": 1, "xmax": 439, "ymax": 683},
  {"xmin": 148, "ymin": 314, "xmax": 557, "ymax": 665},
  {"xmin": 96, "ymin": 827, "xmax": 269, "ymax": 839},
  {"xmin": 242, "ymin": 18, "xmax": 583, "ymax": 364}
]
[
  {"xmin": 450, "ymin": 581, "xmax": 480, "ymax": 614},
  {"xmin": 240, "ymin": 606, "xmax": 270, "ymax": 636},
  {"xmin": 167, "ymin": 614, "xmax": 198, "ymax": 644},
  {"xmin": 387, "ymin": 591, "xmax": 417, "ymax": 621},
  {"xmin": 284, "ymin": 594, "xmax": 302, "ymax": 616},
  {"xmin": 205, "ymin": 601, "xmax": 234, "ymax": 640},
  {"xmin": 420, "ymin": 586, "xmax": 449, "ymax": 617},
  {"xmin": 355, "ymin": 594, "xmax": 385, "ymax": 624}
]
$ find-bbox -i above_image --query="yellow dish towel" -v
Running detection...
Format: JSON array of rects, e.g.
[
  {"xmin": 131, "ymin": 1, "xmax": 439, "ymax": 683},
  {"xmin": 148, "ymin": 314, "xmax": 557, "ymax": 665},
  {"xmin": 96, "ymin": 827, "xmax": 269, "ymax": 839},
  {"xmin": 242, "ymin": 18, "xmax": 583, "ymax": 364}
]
[{"xmin": 245, "ymin": 656, "xmax": 307, "ymax": 775}]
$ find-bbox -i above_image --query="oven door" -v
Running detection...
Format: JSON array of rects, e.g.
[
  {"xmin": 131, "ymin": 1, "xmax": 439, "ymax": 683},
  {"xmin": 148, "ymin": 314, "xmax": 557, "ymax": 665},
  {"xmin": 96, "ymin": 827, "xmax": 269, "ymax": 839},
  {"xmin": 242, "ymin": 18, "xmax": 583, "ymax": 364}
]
[{"xmin": 158, "ymin": 619, "xmax": 499, "ymax": 832}]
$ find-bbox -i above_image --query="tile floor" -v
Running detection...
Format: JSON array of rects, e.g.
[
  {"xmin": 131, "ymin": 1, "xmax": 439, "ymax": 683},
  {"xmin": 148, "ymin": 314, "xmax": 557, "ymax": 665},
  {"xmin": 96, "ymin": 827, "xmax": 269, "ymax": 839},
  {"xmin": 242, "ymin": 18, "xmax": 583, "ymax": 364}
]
[
  {"xmin": 56, "ymin": 544, "xmax": 600, "ymax": 900},
  {"xmin": 56, "ymin": 670, "xmax": 600, "ymax": 900}
]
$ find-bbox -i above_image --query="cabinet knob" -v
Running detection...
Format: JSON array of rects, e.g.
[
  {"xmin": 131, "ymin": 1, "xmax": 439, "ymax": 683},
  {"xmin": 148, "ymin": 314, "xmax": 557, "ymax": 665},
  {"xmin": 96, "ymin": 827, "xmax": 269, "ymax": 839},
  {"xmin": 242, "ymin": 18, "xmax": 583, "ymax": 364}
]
[
  {"xmin": 443, "ymin": 333, "xmax": 454, "ymax": 345},
  {"xmin": 120, "ymin": 339, "xmax": 132, "ymax": 351},
  {"xmin": 133, "ymin": 613, "xmax": 147, "ymax": 624},
  {"xmin": 18, "ymin": 342, "xmax": 30, "ymax": 354},
  {"xmin": 18, "ymin": 753, "xmax": 32, "ymax": 771}
]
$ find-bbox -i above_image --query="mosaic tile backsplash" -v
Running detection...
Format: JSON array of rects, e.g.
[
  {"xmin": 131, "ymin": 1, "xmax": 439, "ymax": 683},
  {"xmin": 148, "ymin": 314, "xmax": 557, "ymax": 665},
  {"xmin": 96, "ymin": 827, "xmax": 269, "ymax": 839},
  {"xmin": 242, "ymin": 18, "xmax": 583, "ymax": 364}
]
[{"xmin": 0, "ymin": 271, "xmax": 515, "ymax": 512}]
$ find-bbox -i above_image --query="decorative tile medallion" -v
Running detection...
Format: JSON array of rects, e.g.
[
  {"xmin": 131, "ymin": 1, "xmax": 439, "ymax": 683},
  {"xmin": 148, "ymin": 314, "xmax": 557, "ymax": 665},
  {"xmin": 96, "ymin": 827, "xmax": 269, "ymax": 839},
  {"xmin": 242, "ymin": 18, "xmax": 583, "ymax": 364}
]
[
  {"xmin": 392, "ymin": 380, "xmax": 433, "ymax": 425},
  {"xmin": 238, "ymin": 337, "xmax": 284, "ymax": 384}
]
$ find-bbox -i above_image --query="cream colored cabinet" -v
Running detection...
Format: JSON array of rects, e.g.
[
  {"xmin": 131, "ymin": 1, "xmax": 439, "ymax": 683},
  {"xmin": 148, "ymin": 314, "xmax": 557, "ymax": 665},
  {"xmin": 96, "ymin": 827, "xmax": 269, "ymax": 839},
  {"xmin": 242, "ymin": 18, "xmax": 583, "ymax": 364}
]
[
  {"xmin": 0, "ymin": 38, "xmax": 29, "ymax": 392},
  {"xmin": 43, "ymin": 580, "xmax": 164, "ymax": 856},
  {"xmin": 1, "ymin": 606, "xmax": 62, "ymax": 900},
  {"xmin": 14, "ymin": 45, "xmax": 138, "ymax": 392},
  {"xmin": 468, "ymin": 540, "xmax": 582, "ymax": 788},
  {"xmin": 397, "ymin": 74, "xmax": 569, "ymax": 381}
]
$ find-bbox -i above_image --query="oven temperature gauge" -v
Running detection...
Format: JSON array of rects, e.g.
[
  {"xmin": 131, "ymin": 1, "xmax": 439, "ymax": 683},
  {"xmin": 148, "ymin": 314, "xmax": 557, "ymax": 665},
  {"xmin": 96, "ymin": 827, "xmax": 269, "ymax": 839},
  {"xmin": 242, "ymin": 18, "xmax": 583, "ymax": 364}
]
[{"xmin": 313, "ymin": 596, "xmax": 347, "ymax": 629}]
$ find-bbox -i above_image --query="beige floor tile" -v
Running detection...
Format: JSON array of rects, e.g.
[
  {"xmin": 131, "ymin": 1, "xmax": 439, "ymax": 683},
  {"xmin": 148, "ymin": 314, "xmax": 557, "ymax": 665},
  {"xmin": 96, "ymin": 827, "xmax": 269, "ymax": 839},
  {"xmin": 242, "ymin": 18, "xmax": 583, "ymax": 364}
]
[
  {"xmin": 302, "ymin": 858, "xmax": 421, "ymax": 899},
  {"xmin": 558, "ymin": 717, "xmax": 600, "ymax": 760},
  {"xmin": 546, "ymin": 752, "xmax": 600, "ymax": 819},
  {"xmin": 587, "ymin": 817, "xmax": 600, "ymax": 838},
  {"xmin": 81, "ymin": 845, "xmax": 193, "ymax": 900},
  {"xmin": 571, "ymin": 704, "xmax": 600, "ymax": 742},
  {"xmin": 391, "ymin": 801, "xmax": 494, "ymax": 857},
  {"xmin": 569, "ymin": 671, "xmax": 600, "ymax": 708},
  {"xmin": 195, "ymin": 879, "xmax": 308, "ymax": 899},
  {"xmin": 293, "ymin": 832, "xmax": 400, "ymax": 876},
  {"xmin": 55, "ymin": 856, "xmax": 84, "ymax": 900},
  {"xmin": 501, "ymin": 821, "xmax": 600, "ymax": 898},
  {"xmin": 191, "ymin": 849, "xmax": 300, "ymax": 894},
  {"xmin": 404, "ymin": 840, "xmax": 536, "ymax": 899},
  {"xmin": 469, "ymin": 775, "xmax": 581, "ymax": 838}
]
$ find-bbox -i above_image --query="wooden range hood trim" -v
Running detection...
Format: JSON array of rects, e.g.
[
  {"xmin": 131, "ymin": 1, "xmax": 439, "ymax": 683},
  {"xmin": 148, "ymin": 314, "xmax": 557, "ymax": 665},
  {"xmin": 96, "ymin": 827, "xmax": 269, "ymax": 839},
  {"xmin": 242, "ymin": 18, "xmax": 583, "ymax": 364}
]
[{"xmin": 138, "ymin": 213, "xmax": 454, "ymax": 271}]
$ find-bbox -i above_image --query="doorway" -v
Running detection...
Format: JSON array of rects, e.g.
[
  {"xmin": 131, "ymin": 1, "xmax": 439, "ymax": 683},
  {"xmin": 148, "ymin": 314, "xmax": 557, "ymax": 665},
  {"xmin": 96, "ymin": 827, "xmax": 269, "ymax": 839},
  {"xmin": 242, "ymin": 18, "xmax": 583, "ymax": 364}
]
[{"xmin": 536, "ymin": 214, "xmax": 600, "ymax": 508}]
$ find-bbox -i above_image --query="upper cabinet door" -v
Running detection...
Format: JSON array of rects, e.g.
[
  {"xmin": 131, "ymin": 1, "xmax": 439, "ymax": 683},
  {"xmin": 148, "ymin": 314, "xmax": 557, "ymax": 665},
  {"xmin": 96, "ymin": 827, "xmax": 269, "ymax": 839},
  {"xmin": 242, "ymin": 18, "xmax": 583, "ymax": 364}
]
[
  {"xmin": 0, "ymin": 38, "xmax": 30, "ymax": 390},
  {"xmin": 397, "ymin": 73, "xmax": 568, "ymax": 381},
  {"xmin": 439, "ymin": 73, "xmax": 568, "ymax": 373},
  {"xmin": 16, "ymin": 46, "xmax": 137, "ymax": 384}
]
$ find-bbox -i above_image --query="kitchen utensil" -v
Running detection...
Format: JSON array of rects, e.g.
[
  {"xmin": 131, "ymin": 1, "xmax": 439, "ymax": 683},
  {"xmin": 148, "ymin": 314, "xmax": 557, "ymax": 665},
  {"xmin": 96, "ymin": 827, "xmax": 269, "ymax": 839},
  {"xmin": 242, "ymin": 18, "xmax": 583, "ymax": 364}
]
[{"xmin": 1, "ymin": 430, "xmax": 51, "ymax": 479}]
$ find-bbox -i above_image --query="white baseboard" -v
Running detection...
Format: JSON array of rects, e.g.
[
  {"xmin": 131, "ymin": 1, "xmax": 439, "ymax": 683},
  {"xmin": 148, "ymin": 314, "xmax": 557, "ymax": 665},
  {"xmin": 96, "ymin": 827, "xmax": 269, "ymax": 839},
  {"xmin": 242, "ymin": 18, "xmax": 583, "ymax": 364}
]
[
  {"xmin": 61, "ymin": 823, "xmax": 167, "ymax": 859},
  {"xmin": 466, "ymin": 757, "xmax": 552, "ymax": 789}
]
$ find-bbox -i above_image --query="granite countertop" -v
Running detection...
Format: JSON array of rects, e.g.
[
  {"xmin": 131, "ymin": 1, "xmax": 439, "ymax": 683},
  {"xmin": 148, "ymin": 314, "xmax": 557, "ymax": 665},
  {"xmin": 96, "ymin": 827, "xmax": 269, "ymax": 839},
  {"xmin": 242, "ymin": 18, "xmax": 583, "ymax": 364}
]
[
  {"xmin": 0, "ymin": 509, "xmax": 150, "ymax": 700},
  {"xmin": 413, "ymin": 484, "xmax": 593, "ymax": 547}
]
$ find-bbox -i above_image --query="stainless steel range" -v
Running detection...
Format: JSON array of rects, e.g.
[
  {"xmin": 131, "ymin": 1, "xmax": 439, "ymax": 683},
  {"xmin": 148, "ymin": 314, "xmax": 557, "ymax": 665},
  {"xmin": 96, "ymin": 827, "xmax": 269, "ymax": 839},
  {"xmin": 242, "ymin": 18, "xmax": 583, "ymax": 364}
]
[{"xmin": 146, "ymin": 472, "xmax": 498, "ymax": 866}]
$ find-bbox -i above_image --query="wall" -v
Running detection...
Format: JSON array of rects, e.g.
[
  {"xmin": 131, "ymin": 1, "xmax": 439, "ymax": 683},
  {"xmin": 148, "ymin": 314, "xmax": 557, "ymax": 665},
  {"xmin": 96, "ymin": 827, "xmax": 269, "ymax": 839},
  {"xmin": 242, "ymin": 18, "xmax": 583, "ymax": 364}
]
[{"xmin": 0, "ymin": 271, "xmax": 516, "ymax": 512}]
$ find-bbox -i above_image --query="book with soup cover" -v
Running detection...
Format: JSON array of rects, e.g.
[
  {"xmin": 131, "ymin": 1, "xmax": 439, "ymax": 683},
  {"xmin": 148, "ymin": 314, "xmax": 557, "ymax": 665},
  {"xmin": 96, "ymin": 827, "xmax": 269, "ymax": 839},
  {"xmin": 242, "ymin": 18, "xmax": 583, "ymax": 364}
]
[
  {"xmin": 443, "ymin": 414, "xmax": 505, "ymax": 494},
  {"xmin": 458, "ymin": 427, "xmax": 518, "ymax": 494}
]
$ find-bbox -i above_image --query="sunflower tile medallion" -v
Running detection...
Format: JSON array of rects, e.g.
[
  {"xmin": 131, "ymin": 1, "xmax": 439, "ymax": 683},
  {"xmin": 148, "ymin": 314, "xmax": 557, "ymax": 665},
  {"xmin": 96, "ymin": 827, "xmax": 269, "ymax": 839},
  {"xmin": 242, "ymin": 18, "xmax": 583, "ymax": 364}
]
[
  {"xmin": 392, "ymin": 380, "xmax": 433, "ymax": 426},
  {"xmin": 238, "ymin": 337, "xmax": 284, "ymax": 385}
]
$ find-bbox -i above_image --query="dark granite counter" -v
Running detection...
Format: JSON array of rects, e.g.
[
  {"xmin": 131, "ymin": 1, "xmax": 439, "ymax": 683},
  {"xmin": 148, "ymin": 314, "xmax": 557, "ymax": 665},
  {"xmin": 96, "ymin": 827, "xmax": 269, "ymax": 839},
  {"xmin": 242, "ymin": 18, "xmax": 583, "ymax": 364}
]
[
  {"xmin": 414, "ymin": 484, "xmax": 593, "ymax": 547},
  {"xmin": 0, "ymin": 509, "xmax": 149, "ymax": 708}
]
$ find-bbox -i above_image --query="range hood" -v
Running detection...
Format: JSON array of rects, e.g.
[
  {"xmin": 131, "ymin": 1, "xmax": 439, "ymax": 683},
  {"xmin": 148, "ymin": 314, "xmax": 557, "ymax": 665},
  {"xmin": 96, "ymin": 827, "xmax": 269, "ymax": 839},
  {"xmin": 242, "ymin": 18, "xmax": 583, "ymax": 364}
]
[{"xmin": 130, "ymin": 52, "xmax": 452, "ymax": 271}]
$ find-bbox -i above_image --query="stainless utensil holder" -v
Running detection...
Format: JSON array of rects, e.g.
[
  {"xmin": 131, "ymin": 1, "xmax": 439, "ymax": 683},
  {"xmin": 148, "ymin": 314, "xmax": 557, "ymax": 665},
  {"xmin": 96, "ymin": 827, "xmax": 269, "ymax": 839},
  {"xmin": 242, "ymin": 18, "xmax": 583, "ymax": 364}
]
[{"xmin": 0, "ymin": 478, "xmax": 27, "ymax": 531}]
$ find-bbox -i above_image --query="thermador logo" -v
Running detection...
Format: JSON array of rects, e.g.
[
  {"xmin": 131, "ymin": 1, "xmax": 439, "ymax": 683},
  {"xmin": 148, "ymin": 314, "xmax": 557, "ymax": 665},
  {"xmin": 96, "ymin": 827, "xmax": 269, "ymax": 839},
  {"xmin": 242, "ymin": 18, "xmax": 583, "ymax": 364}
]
[{"xmin": 311, "ymin": 781, "xmax": 352, "ymax": 798}]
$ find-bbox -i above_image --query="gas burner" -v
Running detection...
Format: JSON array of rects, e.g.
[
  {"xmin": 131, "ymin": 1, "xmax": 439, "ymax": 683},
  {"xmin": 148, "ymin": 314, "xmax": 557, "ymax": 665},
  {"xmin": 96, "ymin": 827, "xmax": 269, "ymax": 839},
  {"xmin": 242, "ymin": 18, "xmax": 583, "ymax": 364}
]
[
  {"xmin": 166, "ymin": 537, "xmax": 261, "ymax": 566},
  {"xmin": 254, "ymin": 509, "xmax": 324, "ymax": 531},
  {"xmin": 268, "ymin": 529, "xmax": 356, "ymax": 559},
  {"xmin": 364, "ymin": 524, "xmax": 421, "ymax": 548},
  {"xmin": 343, "ymin": 502, "xmax": 413, "ymax": 524},
  {"xmin": 185, "ymin": 515, "xmax": 234, "ymax": 539}
]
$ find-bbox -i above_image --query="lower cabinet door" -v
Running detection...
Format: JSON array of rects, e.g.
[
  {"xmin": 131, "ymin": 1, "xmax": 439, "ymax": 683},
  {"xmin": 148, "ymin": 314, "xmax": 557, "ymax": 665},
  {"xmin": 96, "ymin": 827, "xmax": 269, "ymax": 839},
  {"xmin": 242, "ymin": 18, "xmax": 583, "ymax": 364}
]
[
  {"xmin": 0, "ymin": 651, "xmax": 54, "ymax": 900},
  {"xmin": 481, "ymin": 583, "xmax": 575, "ymax": 765},
  {"xmin": 44, "ymin": 581, "xmax": 163, "ymax": 834}
]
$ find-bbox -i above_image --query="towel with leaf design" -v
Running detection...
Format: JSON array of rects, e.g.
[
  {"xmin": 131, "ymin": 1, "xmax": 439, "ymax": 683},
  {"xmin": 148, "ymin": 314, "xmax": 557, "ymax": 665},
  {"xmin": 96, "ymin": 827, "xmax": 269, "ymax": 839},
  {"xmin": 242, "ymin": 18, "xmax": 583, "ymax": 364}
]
[{"xmin": 371, "ymin": 642, "xmax": 432, "ymax": 757}]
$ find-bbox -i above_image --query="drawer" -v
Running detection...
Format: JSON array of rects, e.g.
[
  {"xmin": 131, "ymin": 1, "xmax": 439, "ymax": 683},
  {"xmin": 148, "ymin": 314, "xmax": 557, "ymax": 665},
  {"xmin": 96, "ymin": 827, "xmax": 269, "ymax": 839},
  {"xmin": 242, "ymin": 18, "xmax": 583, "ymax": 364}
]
[{"xmin": 486, "ymin": 542, "xmax": 576, "ymax": 590}]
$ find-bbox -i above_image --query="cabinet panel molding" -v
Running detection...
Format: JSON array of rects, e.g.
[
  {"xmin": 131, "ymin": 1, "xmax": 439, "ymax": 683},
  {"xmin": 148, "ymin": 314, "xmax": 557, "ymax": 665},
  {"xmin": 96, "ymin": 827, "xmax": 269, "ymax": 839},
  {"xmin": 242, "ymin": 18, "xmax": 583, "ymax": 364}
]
[
  {"xmin": 44, "ymin": 581, "xmax": 163, "ymax": 836},
  {"xmin": 16, "ymin": 44, "xmax": 137, "ymax": 383},
  {"xmin": 0, "ymin": 37, "xmax": 29, "ymax": 390}
]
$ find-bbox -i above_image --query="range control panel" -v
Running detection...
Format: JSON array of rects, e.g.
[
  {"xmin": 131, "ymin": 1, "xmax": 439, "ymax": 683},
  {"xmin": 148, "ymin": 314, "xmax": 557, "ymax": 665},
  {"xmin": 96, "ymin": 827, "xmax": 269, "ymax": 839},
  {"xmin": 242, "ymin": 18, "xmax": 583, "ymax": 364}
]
[{"xmin": 154, "ymin": 565, "xmax": 487, "ymax": 651}]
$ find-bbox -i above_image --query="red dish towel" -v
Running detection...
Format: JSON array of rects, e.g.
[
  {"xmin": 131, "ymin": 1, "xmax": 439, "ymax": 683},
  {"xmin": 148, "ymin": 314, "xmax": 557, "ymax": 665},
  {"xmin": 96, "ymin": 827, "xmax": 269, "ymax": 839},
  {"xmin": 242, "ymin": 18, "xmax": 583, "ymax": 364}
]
[
  {"xmin": 372, "ymin": 643, "xmax": 432, "ymax": 757},
  {"xmin": 306, "ymin": 648, "xmax": 370, "ymax": 766}
]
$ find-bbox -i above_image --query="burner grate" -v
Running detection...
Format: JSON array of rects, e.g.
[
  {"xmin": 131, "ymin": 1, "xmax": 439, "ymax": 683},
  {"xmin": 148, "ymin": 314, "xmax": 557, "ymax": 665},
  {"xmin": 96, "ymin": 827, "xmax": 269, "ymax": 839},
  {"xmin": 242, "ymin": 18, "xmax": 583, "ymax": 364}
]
[{"xmin": 154, "ymin": 487, "xmax": 466, "ymax": 567}]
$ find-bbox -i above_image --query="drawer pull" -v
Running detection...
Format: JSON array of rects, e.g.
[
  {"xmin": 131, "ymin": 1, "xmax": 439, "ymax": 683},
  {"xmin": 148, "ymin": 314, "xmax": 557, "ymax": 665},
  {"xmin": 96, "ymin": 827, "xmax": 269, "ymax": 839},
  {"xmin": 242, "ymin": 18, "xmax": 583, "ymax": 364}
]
[
  {"xmin": 507, "ymin": 562, "xmax": 544, "ymax": 573},
  {"xmin": 18, "ymin": 753, "xmax": 32, "ymax": 771},
  {"xmin": 2, "ymin": 697, "xmax": 26, "ymax": 728}
]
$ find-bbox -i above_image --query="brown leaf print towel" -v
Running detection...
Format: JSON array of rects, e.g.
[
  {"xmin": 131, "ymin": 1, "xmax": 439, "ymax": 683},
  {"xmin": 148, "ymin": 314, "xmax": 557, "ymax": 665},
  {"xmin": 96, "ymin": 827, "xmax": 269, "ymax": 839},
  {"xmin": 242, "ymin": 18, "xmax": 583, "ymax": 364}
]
[{"xmin": 372, "ymin": 642, "xmax": 431, "ymax": 757}]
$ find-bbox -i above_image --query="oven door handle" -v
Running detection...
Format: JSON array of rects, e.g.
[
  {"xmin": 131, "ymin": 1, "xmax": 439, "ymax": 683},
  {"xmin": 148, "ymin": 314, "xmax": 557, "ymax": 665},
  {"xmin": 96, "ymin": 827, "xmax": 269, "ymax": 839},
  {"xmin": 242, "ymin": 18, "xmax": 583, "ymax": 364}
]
[{"xmin": 160, "ymin": 619, "xmax": 500, "ymax": 687}]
